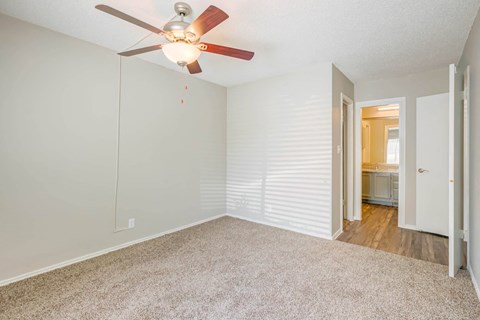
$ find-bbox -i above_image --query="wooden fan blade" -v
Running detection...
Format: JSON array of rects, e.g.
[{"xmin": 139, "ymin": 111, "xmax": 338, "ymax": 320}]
[
  {"xmin": 186, "ymin": 6, "xmax": 228, "ymax": 38},
  {"xmin": 187, "ymin": 60, "xmax": 202, "ymax": 74},
  {"xmin": 118, "ymin": 45, "xmax": 163, "ymax": 57},
  {"xmin": 95, "ymin": 4, "xmax": 163, "ymax": 34},
  {"xmin": 199, "ymin": 43, "xmax": 254, "ymax": 60}
]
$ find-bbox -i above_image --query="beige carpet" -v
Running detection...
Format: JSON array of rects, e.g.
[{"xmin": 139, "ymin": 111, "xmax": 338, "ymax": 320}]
[{"xmin": 1, "ymin": 217, "xmax": 479, "ymax": 320}]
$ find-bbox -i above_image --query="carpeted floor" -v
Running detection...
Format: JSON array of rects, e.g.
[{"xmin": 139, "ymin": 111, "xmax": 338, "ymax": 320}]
[{"xmin": 1, "ymin": 217, "xmax": 479, "ymax": 320}]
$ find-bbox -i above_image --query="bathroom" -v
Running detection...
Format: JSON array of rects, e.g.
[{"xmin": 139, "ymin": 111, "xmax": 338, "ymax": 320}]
[{"xmin": 361, "ymin": 105, "xmax": 399, "ymax": 207}]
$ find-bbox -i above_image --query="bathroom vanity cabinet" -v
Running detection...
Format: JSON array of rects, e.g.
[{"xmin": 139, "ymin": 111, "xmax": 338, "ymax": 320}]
[{"xmin": 362, "ymin": 171, "xmax": 398, "ymax": 206}]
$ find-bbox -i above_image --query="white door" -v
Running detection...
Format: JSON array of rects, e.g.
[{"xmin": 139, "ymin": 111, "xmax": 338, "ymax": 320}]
[
  {"xmin": 449, "ymin": 64, "xmax": 464, "ymax": 277},
  {"xmin": 416, "ymin": 93, "xmax": 449, "ymax": 236}
]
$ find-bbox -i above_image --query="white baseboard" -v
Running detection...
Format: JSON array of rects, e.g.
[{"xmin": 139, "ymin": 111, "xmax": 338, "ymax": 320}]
[
  {"xmin": 468, "ymin": 264, "xmax": 480, "ymax": 302},
  {"xmin": 331, "ymin": 228, "xmax": 343, "ymax": 240},
  {"xmin": 226, "ymin": 213, "xmax": 331, "ymax": 240},
  {"xmin": 399, "ymin": 223, "xmax": 418, "ymax": 231},
  {"xmin": 0, "ymin": 214, "xmax": 226, "ymax": 287}
]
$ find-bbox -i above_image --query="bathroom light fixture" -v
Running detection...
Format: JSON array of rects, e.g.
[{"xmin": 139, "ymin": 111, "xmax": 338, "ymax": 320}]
[
  {"xmin": 162, "ymin": 42, "xmax": 201, "ymax": 67},
  {"xmin": 378, "ymin": 105, "xmax": 400, "ymax": 111}
]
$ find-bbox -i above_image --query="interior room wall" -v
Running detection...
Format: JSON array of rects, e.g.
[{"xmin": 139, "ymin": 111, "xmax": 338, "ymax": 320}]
[
  {"xmin": 363, "ymin": 118, "xmax": 399, "ymax": 163},
  {"xmin": 355, "ymin": 67, "xmax": 449, "ymax": 226},
  {"xmin": 0, "ymin": 14, "xmax": 227, "ymax": 283},
  {"xmin": 227, "ymin": 64, "xmax": 334, "ymax": 239},
  {"xmin": 458, "ymin": 7, "xmax": 480, "ymax": 299},
  {"xmin": 332, "ymin": 65, "xmax": 354, "ymax": 236},
  {"xmin": 362, "ymin": 107, "xmax": 399, "ymax": 119}
]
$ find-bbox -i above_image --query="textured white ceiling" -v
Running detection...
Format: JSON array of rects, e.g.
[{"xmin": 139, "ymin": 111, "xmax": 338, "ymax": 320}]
[{"xmin": 0, "ymin": 0, "xmax": 479, "ymax": 87}]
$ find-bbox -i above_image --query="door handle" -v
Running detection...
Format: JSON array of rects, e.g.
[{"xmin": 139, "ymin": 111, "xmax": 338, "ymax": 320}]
[{"xmin": 418, "ymin": 168, "xmax": 430, "ymax": 173}]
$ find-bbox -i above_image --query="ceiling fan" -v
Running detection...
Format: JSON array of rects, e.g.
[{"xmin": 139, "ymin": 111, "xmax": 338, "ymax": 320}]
[{"xmin": 95, "ymin": 2, "xmax": 255, "ymax": 74}]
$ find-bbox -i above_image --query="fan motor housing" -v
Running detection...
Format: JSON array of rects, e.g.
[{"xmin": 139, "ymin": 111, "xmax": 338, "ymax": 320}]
[
  {"xmin": 163, "ymin": 20, "xmax": 189, "ymax": 32},
  {"xmin": 164, "ymin": 3, "xmax": 198, "ymax": 43}
]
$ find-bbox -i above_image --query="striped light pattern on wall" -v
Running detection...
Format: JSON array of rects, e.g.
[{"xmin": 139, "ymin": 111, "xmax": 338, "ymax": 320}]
[{"xmin": 227, "ymin": 64, "xmax": 333, "ymax": 239}]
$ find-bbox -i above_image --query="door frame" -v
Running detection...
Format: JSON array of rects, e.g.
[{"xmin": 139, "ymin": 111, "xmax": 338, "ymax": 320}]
[
  {"xmin": 340, "ymin": 93, "xmax": 354, "ymax": 225},
  {"xmin": 449, "ymin": 64, "xmax": 461, "ymax": 277},
  {"xmin": 354, "ymin": 97, "xmax": 406, "ymax": 227},
  {"xmin": 449, "ymin": 63, "xmax": 469, "ymax": 277},
  {"xmin": 463, "ymin": 66, "xmax": 470, "ymax": 270}
]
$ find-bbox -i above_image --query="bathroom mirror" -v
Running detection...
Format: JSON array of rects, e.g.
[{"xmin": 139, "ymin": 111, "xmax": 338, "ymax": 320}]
[{"xmin": 362, "ymin": 117, "xmax": 399, "ymax": 164}]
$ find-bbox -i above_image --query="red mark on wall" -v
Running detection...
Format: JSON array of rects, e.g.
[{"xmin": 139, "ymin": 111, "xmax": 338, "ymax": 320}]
[{"xmin": 181, "ymin": 84, "xmax": 189, "ymax": 104}]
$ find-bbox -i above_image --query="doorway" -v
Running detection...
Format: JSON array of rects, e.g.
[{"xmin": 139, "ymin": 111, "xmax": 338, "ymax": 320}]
[
  {"xmin": 360, "ymin": 105, "xmax": 399, "ymax": 208},
  {"xmin": 337, "ymin": 97, "xmax": 450, "ymax": 265},
  {"xmin": 353, "ymin": 97, "xmax": 406, "ymax": 225}
]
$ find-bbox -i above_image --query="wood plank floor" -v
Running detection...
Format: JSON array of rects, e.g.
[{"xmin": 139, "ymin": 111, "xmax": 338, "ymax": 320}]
[{"xmin": 337, "ymin": 203, "xmax": 449, "ymax": 265}]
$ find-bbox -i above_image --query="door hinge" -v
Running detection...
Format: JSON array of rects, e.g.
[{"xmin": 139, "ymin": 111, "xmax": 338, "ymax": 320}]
[
  {"xmin": 463, "ymin": 229, "xmax": 469, "ymax": 242},
  {"xmin": 457, "ymin": 229, "xmax": 466, "ymax": 240}
]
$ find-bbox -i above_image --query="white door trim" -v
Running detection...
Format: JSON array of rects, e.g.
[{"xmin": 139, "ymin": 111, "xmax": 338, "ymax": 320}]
[
  {"xmin": 448, "ymin": 63, "xmax": 461, "ymax": 277},
  {"xmin": 463, "ymin": 66, "xmax": 470, "ymax": 263},
  {"xmin": 340, "ymin": 93, "xmax": 354, "ymax": 226},
  {"xmin": 354, "ymin": 97, "xmax": 406, "ymax": 227}
]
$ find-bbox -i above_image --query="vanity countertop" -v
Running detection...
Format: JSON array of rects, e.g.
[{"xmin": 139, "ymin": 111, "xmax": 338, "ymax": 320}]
[
  {"xmin": 362, "ymin": 163, "xmax": 399, "ymax": 174},
  {"xmin": 362, "ymin": 168, "xmax": 399, "ymax": 174}
]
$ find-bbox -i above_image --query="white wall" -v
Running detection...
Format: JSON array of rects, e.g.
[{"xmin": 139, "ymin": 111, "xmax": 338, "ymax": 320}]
[
  {"xmin": 227, "ymin": 64, "xmax": 333, "ymax": 239},
  {"xmin": 458, "ymin": 8, "xmax": 480, "ymax": 299},
  {"xmin": 332, "ymin": 65, "xmax": 354, "ymax": 235},
  {"xmin": 355, "ymin": 68, "xmax": 449, "ymax": 225},
  {"xmin": 0, "ymin": 14, "xmax": 227, "ymax": 282}
]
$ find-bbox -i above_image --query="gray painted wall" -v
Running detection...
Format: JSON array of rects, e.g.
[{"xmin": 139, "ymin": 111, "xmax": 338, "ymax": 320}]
[
  {"xmin": 227, "ymin": 64, "xmax": 334, "ymax": 239},
  {"xmin": 458, "ymin": 7, "xmax": 480, "ymax": 296},
  {"xmin": 331, "ymin": 65, "xmax": 354, "ymax": 236},
  {"xmin": 0, "ymin": 14, "xmax": 227, "ymax": 282},
  {"xmin": 355, "ymin": 68, "xmax": 449, "ymax": 226}
]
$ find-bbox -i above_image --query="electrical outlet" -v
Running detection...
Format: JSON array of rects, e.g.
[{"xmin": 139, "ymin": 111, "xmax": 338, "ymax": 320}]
[{"xmin": 128, "ymin": 218, "xmax": 135, "ymax": 229}]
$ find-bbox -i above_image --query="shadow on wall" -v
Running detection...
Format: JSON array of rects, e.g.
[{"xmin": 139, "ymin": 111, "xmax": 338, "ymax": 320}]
[
  {"xmin": 227, "ymin": 94, "xmax": 332, "ymax": 237},
  {"xmin": 200, "ymin": 142, "xmax": 227, "ymax": 214}
]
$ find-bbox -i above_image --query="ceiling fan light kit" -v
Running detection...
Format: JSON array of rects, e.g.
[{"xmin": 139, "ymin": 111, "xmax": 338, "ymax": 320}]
[
  {"xmin": 95, "ymin": 2, "xmax": 255, "ymax": 74},
  {"xmin": 163, "ymin": 42, "xmax": 201, "ymax": 67}
]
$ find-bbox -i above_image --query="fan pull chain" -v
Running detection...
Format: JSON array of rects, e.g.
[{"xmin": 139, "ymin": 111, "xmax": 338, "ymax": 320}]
[
  {"xmin": 181, "ymin": 83, "xmax": 189, "ymax": 105},
  {"xmin": 122, "ymin": 32, "xmax": 154, "ymax": 52},
  {"xmin": 113, "ymin": 55, "xmax": 128, "ymax": 233}
]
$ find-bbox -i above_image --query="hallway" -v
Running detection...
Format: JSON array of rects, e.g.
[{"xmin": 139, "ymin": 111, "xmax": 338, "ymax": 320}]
[{"xmin": 337, "ymin": 204, "xmax": 449, "ymax": 265}]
